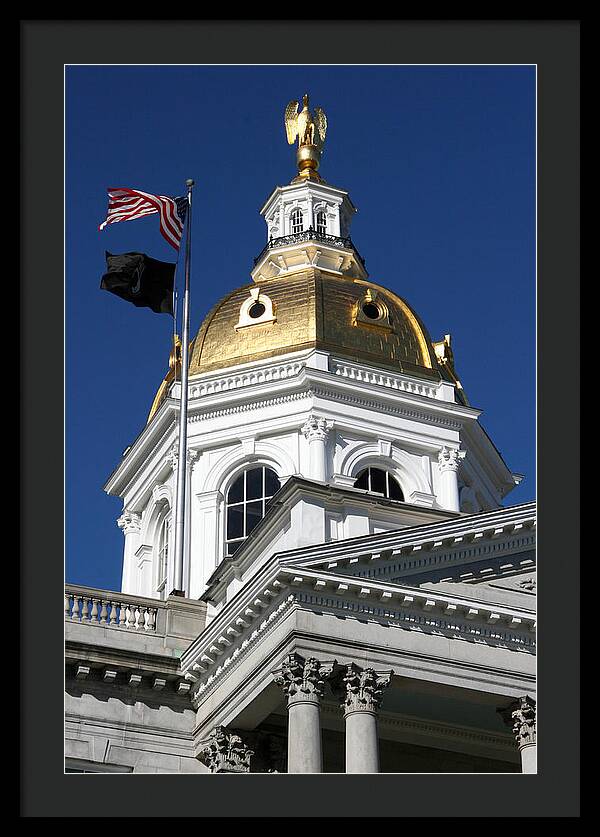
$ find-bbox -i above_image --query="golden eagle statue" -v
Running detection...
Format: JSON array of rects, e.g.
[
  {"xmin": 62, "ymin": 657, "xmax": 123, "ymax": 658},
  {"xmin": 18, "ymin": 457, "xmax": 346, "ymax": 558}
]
[{"xmin": 284, "ymin": 94, "xmax": 327, "ymax": 180}]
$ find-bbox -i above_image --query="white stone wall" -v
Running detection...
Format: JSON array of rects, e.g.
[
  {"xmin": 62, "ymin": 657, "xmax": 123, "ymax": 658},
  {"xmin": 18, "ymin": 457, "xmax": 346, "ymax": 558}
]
[{"xmin": 109, "ymin": 347, "xmax": 514, "ymax": 602}]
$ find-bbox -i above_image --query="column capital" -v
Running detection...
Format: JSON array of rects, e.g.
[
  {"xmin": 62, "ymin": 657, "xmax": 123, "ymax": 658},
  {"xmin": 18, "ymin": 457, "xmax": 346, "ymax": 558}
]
[
  {"xmin": 166, "ymin": 443, "xmax": 200, "ymax": 472},
  {"xmin": 301, "ymin": 413, "xmax": 333, "ymax": 443},
  {"xmin": 338, "ymin": 663, "xmax": 393, "ymax": 715},
  {"xmin": 117, "ymin": 509, "xmax": 141, "ymax": 535},
  {"xmin": 499, "ymin": 695, "xmax": 537, "ymax": 749},
  {"xmin": 198, "ymin": 726, "xmax": 254, "ymax": 773},
  {"xmin": 438, "ymin": 446, "xmax": 466, "ymax": 472},
  {"xmin": 273, "ymin": 653, "xmax": 336, "ymax": 705}
]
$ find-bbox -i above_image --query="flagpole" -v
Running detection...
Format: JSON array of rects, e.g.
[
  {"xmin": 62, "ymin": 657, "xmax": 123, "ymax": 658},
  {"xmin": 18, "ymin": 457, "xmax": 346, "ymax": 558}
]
[{"xmin": 171, "ymin": 178, "xmax": 194, "ymax": 596}]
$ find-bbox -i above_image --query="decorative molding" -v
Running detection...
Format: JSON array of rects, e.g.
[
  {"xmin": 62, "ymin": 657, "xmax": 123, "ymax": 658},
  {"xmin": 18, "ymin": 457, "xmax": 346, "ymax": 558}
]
[
  {"xmin": 191, "ymin": 595, "xmax": 297, "ymax": 706},
  {"xmin": 311, "ymin": 386, "xmax": 463, "ymax": 431},
  {"xmin": 438, "ymin": 446, "xmax": 467, "ymax": 472},
  {"xmin": 301, "ymin": 413, "xmax": 334, "ymax": 443},
  {"xmin": 293, "ymin": 589, "xmax": 535, "ymax": 652},
  {"xmin": 337, "ymin": 663, "xmax": 393, "ymax": 715},
  {"xmin": 189, "ymin": 389, "xmax": 312, "ymax": 423},
  {"xmin": 198, "ymin": 726, "xmax": 254, "ymax": 773}
]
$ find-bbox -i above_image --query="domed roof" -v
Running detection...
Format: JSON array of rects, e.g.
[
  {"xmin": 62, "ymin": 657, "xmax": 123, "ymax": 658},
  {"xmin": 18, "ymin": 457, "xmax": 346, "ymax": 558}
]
[
  {"xmin": 188, "ymin": 269, "xmax": 439, "ymax": 376},
  {"xmin": 147, "ymin": 268, "xmax": 462, "ymax": 422}
]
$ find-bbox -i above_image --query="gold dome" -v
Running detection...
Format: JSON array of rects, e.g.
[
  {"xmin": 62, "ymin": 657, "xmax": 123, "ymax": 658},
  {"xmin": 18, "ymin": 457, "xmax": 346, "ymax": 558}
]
[
  {"xmin": 189, "ymin": 269, "xmax": 439, "ymax": 376},
  {"xmin": 147, "ymin": 268, "xmax": 462, "ymax": 422}
]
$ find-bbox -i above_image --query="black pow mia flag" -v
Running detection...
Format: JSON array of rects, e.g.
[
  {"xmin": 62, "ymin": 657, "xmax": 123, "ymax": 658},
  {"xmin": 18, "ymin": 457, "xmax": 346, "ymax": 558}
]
[{"xmin": 100, "ymin": 252, "xmax": 175, "ymax": 314}]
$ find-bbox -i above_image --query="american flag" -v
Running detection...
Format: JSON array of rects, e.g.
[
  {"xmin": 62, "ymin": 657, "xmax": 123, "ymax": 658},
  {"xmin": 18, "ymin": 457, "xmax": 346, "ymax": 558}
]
[{"xmin": 99, "ymin": 187, "xmax": 188, "ymax": 251}]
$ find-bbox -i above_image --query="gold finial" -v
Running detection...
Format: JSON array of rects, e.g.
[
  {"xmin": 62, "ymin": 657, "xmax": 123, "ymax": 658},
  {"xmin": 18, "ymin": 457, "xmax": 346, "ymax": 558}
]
[{"xmin": 284, "ymin": 94, "xmax": 327, "ymax": 181}]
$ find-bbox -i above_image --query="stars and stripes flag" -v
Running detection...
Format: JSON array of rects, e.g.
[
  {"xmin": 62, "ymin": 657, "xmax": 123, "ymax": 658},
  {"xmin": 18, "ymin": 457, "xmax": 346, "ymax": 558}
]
[{"xmin": 99, "ymin": 187, "xmax": 188, "ymax": 250}]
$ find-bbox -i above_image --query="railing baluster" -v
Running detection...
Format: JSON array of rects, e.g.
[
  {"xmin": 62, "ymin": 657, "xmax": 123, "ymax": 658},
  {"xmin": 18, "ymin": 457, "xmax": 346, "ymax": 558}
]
[
  {"xmin": 90, "ymin": 598, "xmax": 99, "ymax": 623},
  {"xmin": 99, "ymin": 600, "xmax": 108, "ymax": 625},
  {"xmin": 109, "ymin": 601, "xmax": 118, "ymax": 626},
  {"xmin": 80, "ymin": 597, "xmax": 90, "ymax": 622},
  {"xmin": 71, "ymin": 595, "xmax": 80, "ymax": 621},
  {"xmin": 119, "ymin": 603, "xmax": 127, "ymax": 628}
]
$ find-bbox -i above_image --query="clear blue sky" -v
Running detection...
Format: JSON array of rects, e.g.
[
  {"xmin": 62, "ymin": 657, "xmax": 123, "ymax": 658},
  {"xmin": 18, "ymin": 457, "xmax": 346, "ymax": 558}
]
[{"xmin": 66, "ymin": 65, "xmax": 535, "ymax": 591}]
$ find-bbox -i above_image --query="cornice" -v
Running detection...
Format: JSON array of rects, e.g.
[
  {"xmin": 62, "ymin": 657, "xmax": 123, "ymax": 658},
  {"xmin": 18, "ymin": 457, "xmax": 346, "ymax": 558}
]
[
  {"xmin": 182, "ymin": 555, "xmax": 536, "ymax": 706},
  {"xmin": 281, "ymin": 502, "xmax": 536, "ymax": 571}
]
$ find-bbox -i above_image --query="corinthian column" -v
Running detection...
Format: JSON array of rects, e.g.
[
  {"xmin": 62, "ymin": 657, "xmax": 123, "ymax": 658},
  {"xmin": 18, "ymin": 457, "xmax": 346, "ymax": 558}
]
[
  {"xmin": 339, "ymin": 663, "xmax": 393, "ymax": 773},
  {"xmin": 500, "ymin": 695, "xmax": 537, "ymax": 774},
  {"xmin": 198, "ymin": 726, "xmax": 254, "ymax": 773},
  {"xmin": 117, "ymin": 510, "xmax": 141, "ymax": 593},
  {"xmin": 273, "ymin": 653, "xmax": 336, "ymax": 773},
  {"xmin": 301, "ymin": 414, "xmax": 333, "ymax": 482},
  {"xmin": 437, "ymin": 446, "xmax": 466, "ymax": 512}
]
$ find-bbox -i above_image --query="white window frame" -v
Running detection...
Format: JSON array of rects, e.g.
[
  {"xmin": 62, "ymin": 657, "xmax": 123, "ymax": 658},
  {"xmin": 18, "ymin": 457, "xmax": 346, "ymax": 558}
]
[
  {"xmin": 156, "ymin": 513, "xmax": 171, "ymax": 597},
  {"xmin": 290, "ymin": 208, "xmax": 304, "ymax": 234},
  {"xmin": 354, "ymin": 467, "xmax": 404, "ymax": 501},
  {"xmin": 224, "ymin": 466, "xmax": 280, "ymax": 556}
]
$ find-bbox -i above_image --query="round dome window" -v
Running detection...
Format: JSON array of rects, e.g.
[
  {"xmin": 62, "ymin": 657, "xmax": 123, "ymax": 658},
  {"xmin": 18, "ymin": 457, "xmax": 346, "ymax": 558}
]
[
  {"xmin": 249, "ymin": 301, "xmax": 266, "ymax": 319},
  {"xmin": 362, "ymin": 301, "xmax": 382, "ymax": 320}
]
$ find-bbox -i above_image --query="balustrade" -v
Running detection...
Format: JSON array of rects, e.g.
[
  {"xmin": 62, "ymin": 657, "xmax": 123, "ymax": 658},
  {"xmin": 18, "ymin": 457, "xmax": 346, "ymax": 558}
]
[{"xmin": 65, "ymin": 586, "xmax": 159, "ymax": 632}]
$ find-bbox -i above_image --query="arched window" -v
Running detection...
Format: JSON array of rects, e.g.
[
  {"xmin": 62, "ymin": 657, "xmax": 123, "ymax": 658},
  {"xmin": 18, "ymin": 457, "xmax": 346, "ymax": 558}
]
[
  {"xmin": 290, "ymin": 208, "xmax": 304, "ymax": 234},
  {"xmin": 156, "ymin": 514, "xmax": 171, "ymax": 596},
  {"xmin": 225, "ymin": 466, "xmax": 281, "ymax": 555},
  {"xmin": 316, "ymin": 210, "xmax": 327, "ymax": 235},
  {"xmin": 354, "ymin": 467, "xmax": 404, "ymax": 501}
]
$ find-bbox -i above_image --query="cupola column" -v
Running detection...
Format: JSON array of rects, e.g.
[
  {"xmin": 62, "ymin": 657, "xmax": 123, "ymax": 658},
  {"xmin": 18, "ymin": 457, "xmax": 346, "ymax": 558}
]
[
  {"xmin": 273, "ymin": 654, "xmax": 336, "ymax": 773},
  {"xmin": 499, "ymin": 695, "xmax": 537, "ymax": 774},
  {"xmin": 437, "ymin": 447, "xmax": 466, "ymax": 512},
  {"xmin": 301, "ymin": 414, "xmax": 333, "ymax": 482},
  {"xmin": 337, "ymin": 664, "xmax": 393, "ymax": 773},
  {"xmin": 117, "ymin": 510, "xmax": 141, "ymax": 593}
]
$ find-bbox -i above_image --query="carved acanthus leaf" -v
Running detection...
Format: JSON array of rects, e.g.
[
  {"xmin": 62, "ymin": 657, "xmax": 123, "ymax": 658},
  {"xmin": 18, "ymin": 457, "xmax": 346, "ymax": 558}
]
[{"xmin": 198, "ymin": 726, "xmax": 253, "ymax": 773}]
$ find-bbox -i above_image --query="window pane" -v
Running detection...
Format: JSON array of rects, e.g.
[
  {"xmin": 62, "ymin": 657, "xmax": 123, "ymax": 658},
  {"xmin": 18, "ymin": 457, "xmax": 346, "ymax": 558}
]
[
  {"xmin": 354, "ymin": 470, "xmax": 369, "ymax": 490},
  {"xmin": 370, "ymin": 468, "xmax": 386, "ymax": 495},
  {"xmin": 246, "ymin": 468, "xmax": 263, "ymax": 501},
  {"xmin": 245, "ymin": 501, "xmax": 263, "ymax": 536},
  {"xmin": 227, "ymin": 505, "xmax": 244, "ymax": 540},
  {"xmin": 388, "ymin": 476, "xmax": 404, "ymax": 500},
  {"xmin": 227, "ymin": 474, "xmax": 244, "ymax": 504},
  {"xmin": 227, "ymin": 541, "xmax": 242, "ymax": 556},
  {"xmin": 264, "ymin": 468, "xmax": 280, "ymax": 497}
]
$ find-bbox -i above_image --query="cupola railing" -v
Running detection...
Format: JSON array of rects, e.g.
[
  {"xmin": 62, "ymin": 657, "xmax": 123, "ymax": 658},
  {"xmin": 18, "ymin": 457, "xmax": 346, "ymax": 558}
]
[{"xmin": 253, "ymin": 227, "xmax": 366, "ymax": 268}]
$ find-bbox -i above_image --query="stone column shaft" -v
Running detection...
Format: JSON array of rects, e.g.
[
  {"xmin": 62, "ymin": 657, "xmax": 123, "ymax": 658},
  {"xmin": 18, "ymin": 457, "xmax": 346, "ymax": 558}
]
[
  {"xmin": 288, "ymin": 694, "xmax": 322, "ymax": 773},
  {"xmin": 345, "ymin": 709, "xmax": 379, "ymax": 773}
]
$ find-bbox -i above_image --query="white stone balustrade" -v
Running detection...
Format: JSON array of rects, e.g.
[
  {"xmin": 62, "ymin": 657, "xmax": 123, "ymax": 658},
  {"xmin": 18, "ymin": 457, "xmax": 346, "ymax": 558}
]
[
  {"xmin": 189, "ymin": 361, "xmax": 303, "ymax": 399},
  {"xmin": 332, "ymin": 360, "xmax": 438, "ymax": 399},
  {"xmin": 65, "ymin": 585, "xmax": 158, "ymax": 632}
]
